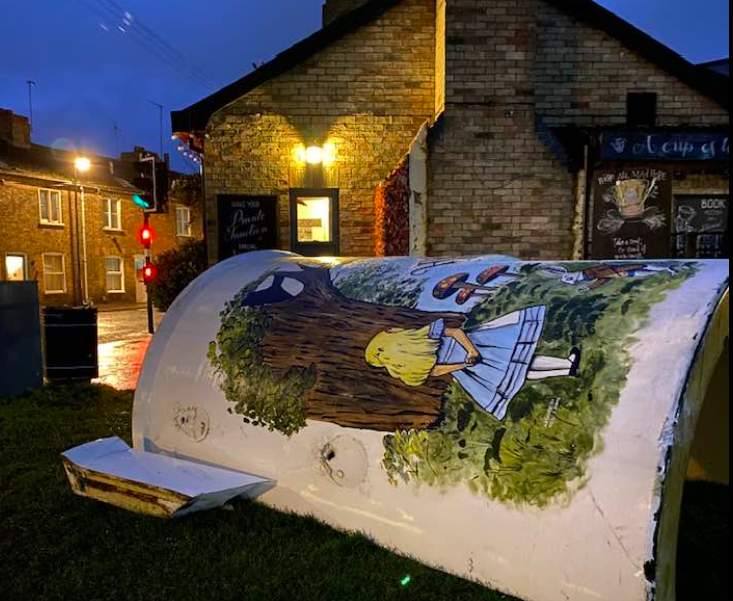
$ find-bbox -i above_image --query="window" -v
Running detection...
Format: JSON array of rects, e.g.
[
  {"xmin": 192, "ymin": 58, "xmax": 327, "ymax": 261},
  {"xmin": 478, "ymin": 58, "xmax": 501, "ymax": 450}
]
[
  {"xmin": 105, "ymin": 257, "xmax": 125, "ymax": 293},
  {"xmin": 104, "ymin": 198, "xmax": 122, "ymax": 231},
  {"xmin": 42, "ymin": 254, "xmax": 66, "ymax": 294},
  {"xmin": 176, "ymin": 206, "xmax": 193, "ymax": 237},
  {"xmin": 289, "ymin": 189, "xmax": 340, "ymax": 257},
  {"xmin": 5, "ymin": 254, "xmax": 28, "ymax": 281},
  {"xmin": 39, "ymin": 189, "xmax": 63, "ymax": 225},
  {"xmin": 627, "ymin": 93, "xmax": 658, "ymax": 127}
]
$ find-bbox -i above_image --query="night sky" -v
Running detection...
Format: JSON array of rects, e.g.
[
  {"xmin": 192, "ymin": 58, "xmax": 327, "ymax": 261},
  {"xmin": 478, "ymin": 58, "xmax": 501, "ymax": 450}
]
[{"xmin": 0, "ymin": 0, "xmax": 728, "ymax": 172}]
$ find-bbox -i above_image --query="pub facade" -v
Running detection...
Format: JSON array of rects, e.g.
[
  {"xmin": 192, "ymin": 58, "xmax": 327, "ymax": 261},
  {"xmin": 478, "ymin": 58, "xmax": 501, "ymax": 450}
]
[{"xmin": 172, "ymin": 0, "xmax": 729, "ymax": 264}]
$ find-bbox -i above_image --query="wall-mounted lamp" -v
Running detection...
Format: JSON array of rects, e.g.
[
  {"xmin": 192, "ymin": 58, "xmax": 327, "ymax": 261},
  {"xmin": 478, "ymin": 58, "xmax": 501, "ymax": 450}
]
[{"xmin": 295, "ymin": 143, "xmax": 336, "ymax": 166}]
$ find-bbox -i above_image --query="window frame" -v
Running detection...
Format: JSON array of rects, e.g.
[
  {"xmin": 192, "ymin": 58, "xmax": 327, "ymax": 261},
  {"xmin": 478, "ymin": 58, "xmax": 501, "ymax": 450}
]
[
  {"xmin": 38, "ymin": 188, "xmax": 64, "ymax": 226},
  {"xmin": 175, "ymin": 205, "xmax": 194, "ymax": 238},
  {"xmin": 42, "ymin": 253, "xmax": 67, "ymax": 294},
  {"xmin": 289, "ymin": 188, "xmax": 341, "ymax": 257},
  {"xmin": 103, "ymin": 198, "xmax": 123, "ymax": 232},
  {"xmin": 104, "ymin": 256, "xmax": 126, "ymax": 294},
  {"xmin": 4, "ymin": 252, "xmax": 28, "ymax": 281}
]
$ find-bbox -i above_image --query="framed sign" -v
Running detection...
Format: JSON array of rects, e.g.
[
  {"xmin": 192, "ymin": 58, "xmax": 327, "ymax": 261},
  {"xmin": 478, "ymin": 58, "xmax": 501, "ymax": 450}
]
[
  {"xmin": 591, "ymin": 165, "xmax": 673, "ymax": 260},
  {"xmin": 217, "ymin": 195, "xmax": 279, "ymax": 260},
  {"xmin": 673, "ymin": 195, "xmax": 729, "ymax": 259}
]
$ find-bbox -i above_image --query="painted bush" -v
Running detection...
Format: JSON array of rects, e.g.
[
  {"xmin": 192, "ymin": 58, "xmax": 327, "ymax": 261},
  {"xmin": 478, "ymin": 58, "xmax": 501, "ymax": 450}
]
[{"xmin": 208, "ymin": 258, "xmax": 695, "ymax": 507}]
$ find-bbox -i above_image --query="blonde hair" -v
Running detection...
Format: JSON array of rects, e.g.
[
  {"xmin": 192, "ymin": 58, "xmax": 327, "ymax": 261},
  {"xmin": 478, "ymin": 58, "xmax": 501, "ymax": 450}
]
[{"xmin": 365, "ymin": 326, "xmax": 439, "ymax": 387}]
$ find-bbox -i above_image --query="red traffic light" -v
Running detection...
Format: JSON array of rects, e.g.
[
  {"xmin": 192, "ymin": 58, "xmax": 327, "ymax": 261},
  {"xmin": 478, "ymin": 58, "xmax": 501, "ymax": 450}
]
[
  {"xmin": 143, "ymin": 263, "xmax": 158, "ymax": 285},
  {"xmin": 138, "ymin": 224, "xmax": 155, "ymax": 247}
]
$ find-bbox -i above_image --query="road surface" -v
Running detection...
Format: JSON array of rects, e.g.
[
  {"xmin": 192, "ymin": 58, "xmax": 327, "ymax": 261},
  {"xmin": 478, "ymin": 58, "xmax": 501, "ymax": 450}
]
[{"xmin": 96, "ymin": 308, "xmax": 164, "ymax": 390}]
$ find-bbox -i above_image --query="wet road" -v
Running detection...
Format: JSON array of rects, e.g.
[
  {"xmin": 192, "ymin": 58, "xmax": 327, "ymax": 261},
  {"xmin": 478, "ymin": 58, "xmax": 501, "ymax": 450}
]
[{"xmin": 96, "ymin": 308, "xmax": 164, "ymax": 391}]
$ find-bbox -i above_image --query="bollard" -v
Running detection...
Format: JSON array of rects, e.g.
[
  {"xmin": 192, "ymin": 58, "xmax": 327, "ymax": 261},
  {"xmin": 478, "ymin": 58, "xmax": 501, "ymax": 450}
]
[{"xmin": 66, "ymin": 253, "xmax": 729, "ymax": 601}]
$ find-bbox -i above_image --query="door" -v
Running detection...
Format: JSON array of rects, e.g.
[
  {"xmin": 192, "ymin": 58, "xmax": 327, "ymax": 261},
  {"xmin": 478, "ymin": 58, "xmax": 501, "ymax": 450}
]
[
  {"xmin": 134, "ymin": 255, "xmax": 147, "ymax": 303},
  {"xmin": 5, "ymin": 254, "xmax": 28, "ymax": 281},
  {"xmin": 290, "ymin": 189, "xmax": 340, "ymax": 257}
]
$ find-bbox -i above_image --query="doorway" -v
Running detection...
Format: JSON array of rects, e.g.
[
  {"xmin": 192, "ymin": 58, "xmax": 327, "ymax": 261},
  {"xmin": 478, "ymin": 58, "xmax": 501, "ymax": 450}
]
[
  {"xmin": 134, "ymin": 255, "xmax": 147, "ymax": 303},
  {"xmin": 289, "ymin": 188, "xmax": 340, "ymax": 257},
  {"xmin": 4, "ymin": 254, "xmax": 28, "ymax": 281}
]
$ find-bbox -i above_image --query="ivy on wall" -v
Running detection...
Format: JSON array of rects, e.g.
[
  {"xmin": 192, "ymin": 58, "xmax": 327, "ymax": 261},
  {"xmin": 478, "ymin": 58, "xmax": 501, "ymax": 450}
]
[{"xmin": 375, "ymin": 159, "xmax": 410, "ymax": 256}]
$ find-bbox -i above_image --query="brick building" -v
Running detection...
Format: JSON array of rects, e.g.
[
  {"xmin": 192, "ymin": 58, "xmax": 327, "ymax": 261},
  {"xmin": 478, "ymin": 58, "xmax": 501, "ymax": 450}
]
[
  {"xmin": 0, "ymin": 109, "xmax": 204, "ymax": 306},
  {"xmin": 172, "ymin": 0, "xmax": 729, "ymax": 264}
]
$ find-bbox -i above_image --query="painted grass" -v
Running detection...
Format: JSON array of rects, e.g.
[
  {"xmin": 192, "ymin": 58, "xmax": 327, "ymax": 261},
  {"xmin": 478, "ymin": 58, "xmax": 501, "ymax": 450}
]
[{"xmin": 0, "ymin": 384, "xmax": 727, "ymax": 601}]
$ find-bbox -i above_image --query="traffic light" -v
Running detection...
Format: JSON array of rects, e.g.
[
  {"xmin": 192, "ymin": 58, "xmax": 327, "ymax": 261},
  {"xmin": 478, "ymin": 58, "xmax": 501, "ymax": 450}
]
[
  {"xmin": 142, "ymin": 261, "xmax": 158, "ymax": 285},
  {"xmin": 133, "ymin": 155, "xmax": 156, "ymax": 212},
  {"xmin": 138, "ymin": 217, "xmax": 155, "ymax": 248},
  {"xmin": 155, "ymin": 159, "xmax": 169, "ymax": 213}
]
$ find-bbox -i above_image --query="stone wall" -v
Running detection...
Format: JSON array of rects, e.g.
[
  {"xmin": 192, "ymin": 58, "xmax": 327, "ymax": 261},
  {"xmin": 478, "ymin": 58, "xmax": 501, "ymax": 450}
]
[
  {"xmin": 427, "ymin": 0, "xmax": 729, "ymax": 260},
  {"xmin": 205, "ymin": 0, "xmax": 436, "ymax": 262}
]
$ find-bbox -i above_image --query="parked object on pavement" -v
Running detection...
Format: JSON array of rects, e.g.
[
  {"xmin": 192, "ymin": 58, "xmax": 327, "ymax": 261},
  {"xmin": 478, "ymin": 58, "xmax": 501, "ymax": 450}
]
[
  {"xmin": 0, "ymin": 282, "xmax": 43, "ymax": 397},
  {"xmin": 43, "ymin": 307, "xmax": 98, "ymax": 383},
  {"xmin": 64, "ymin": 252, "xmax": 729, "ymax": 601}
]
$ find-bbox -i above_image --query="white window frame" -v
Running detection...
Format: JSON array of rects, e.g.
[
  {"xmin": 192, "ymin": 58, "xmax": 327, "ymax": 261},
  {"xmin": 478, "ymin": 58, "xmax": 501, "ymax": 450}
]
[
  {"xmin": 39, "ymin": 189, "xmax": 64, "ymax": 226},
  {"xmin": 105, "ymin": 256, "xmax": 126, "ymax": 294},
  {"xmin": 4, "ymin": 252, "xmax": 28, "ymax": 281},
  {"xmin": 42, "ymin": 253, "xmax": 67, "ymax": 294},
  {"xmin": 175, "ymin": 205, "xmax": 193, "ymax": 238},
  {"xmin": 103, "ymin": 198, "xmax": 123, "ymax": 231}
]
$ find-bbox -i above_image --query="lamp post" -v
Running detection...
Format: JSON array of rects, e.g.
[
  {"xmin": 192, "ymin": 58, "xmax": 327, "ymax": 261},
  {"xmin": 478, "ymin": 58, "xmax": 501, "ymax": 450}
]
[{"xmin": 74, "ymin": 157, "xmax": 91, "ymax": 306}]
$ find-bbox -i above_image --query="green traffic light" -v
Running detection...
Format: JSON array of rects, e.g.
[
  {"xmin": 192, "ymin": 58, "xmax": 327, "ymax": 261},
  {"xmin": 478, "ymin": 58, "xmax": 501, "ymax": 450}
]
[{"xmin": 133, "ymin": 194, "xmax": 151, "ymax": 209}]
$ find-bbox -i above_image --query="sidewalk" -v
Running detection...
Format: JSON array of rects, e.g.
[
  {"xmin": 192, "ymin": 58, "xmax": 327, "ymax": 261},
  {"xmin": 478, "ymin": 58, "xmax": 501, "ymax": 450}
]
[{"xmin": 95, "ymin": 302, "xmax": 149, "ymax": 313}]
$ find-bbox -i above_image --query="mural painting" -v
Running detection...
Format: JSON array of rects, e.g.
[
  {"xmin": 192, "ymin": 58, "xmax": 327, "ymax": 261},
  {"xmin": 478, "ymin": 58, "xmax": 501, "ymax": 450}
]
[{"xmin": 208, "ymin": 258, "xmax": 696, "ymax": 507}]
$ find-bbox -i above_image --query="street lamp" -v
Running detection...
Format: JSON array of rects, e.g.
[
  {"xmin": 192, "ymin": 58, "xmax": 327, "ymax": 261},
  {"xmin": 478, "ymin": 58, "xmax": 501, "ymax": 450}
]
[{"xmin": 73, "ymin": 157, "xmax": 92, "ymax": 306}]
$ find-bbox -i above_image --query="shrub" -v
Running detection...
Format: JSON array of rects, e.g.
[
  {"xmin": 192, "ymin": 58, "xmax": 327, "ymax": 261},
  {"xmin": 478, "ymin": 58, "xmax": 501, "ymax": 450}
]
[{"xmin": 147, "ymin": 240, "xmax": 208, "ymax": 311}]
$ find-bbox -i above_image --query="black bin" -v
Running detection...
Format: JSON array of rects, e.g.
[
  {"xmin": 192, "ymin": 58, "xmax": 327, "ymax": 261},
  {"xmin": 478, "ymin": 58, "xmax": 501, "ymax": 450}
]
[{"xmin": 43, "ymin": 307, "xmax": 99, "ymax": 382}]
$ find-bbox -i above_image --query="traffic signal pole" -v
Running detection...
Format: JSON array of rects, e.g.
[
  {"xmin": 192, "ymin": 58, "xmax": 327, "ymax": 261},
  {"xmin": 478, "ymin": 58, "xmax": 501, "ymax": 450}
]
[{"xmin": 140, "ymin": 214, "xmax": 155, "ymax": 335}]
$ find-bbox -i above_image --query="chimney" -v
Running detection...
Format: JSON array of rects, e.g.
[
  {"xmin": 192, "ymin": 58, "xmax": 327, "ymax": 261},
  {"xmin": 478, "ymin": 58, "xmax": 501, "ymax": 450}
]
[
  {"xmin": 323, "ymin": 0, "xmax": 370, "ymax": 25},
  {"xmin": 0, "ymin": 109, "xmax": 32, "ymax": 149}
]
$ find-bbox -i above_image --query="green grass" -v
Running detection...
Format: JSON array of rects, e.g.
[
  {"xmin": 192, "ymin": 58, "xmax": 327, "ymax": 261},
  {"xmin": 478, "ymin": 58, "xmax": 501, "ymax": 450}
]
[{"xmin": 0, "ymin": 385, "xmax": 727, "ymax": 601}]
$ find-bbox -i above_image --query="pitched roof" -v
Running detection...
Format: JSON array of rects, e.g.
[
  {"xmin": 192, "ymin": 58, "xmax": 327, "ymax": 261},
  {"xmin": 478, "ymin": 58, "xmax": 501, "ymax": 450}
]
[
  {"xmin": 0, "ymin": 139, "xmax": 138, "ymax": 193},
  {"xmin": 172, "ymin": 0, "xmax": 730, "ymax": 134}
]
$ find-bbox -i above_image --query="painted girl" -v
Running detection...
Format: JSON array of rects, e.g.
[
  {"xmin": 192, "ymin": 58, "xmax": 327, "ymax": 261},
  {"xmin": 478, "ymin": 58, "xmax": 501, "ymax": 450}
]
[{"xmin": 366, "ymin": 307, "xmax": 581, "ymax": 421}]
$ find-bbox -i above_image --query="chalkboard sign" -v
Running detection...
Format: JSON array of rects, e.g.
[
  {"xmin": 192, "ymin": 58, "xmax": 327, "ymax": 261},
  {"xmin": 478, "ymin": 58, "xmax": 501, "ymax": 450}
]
[
  {"xmin": 673, "ymin": 195, "xmax": 729, "ymax": 258},
  {"xmin": 217, "ymin": 195, "xmax": 279, "ymax": 260},
  {"xmin": 601, "ymin": 130, "xmax": 730, "ymax": 162},
  {"xmin": 591, "ymin": 165, "xmax": 673, "ymax": 260}
]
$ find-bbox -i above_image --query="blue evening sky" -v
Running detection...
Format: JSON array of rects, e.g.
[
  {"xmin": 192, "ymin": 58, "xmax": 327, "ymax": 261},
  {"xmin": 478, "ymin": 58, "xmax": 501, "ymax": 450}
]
[{"xmin": 0, "ymin": 0, "xmax": 728, "ymax": 172}]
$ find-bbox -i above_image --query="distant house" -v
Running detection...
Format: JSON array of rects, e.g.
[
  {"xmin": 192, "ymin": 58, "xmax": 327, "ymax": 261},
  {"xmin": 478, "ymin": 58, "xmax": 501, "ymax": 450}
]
[
  {"xmin": 173, "ymin": 0, "xmax": 729, "ymax": 263},
  {"xmin": 0, "ymin": 109, "xmax": 204, "ymax": 306}
]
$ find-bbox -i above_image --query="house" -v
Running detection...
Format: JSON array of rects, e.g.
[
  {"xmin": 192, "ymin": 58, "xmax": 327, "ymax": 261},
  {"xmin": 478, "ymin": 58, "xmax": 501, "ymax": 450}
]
[
  {"xmin": 0, "ymin": 109, "xmax": 204, "ymax": 306},
  {"xmin": 700, "ymin": 58, "xmax": 730, "ymax": 78},
  {"xmin": 172, "ymin": 0, "xmax": 729, "ymax": 264}
]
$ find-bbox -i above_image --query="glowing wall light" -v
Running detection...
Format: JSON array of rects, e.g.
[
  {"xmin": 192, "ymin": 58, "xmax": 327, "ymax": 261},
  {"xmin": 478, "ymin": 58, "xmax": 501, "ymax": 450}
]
[{"xmin": 294, "ymin": 143, "xmax": 337, "ymax": 166}]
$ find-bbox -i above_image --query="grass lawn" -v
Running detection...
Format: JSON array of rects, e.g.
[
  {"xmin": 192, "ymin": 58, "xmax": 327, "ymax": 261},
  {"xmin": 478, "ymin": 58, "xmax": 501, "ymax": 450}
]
[{"xmin": 0, "ymin": 384, "xmax": 728, "ymax": 601}]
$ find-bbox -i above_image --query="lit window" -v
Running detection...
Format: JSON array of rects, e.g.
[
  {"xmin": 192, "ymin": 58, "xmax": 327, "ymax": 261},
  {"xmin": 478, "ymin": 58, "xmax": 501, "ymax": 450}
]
[
  {"xmin": 104, "ymin": 199, "xmax": 122, "ymax": 230},
  {"xmin": 42, "ymin": 254, "xmax": 66, "ymax": 294},
  {"xmin": 176, "ymin": 206, "xmax": 193, "ymax": 237},
  {"xmin": 5, "ymin": 254, "xmax": 27, "ymax": 281},
  {"xmin": 296, "ymin": 197, "xmax": 332, "ymax": 243},
  {"xmin": 105, "ymin": 257, "xmax": 125, "ymax": 293},
  {"xmin": 39, "ymin": 189, "xmax": 63, "ymax": 225}
]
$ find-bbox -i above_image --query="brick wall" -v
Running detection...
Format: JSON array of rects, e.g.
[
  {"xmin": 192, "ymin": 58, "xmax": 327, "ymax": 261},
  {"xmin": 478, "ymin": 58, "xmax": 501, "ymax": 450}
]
[
  {"xmin": 427, "ymin": 0, "xmax": 729, "ymax": 260},
  {"xmin": 0, "ymin": 180, "xmax": 203, "ymax": 306},
  {"xmin": 205, "ymin": 0, "xmax": 436, "ymax": 263}
]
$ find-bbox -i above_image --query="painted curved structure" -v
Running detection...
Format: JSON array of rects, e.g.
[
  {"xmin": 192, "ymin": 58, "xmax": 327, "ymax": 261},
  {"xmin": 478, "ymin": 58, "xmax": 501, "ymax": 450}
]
[{"xmin": 131, "ymin": 252, "xmax": 728, "ymax": 601}]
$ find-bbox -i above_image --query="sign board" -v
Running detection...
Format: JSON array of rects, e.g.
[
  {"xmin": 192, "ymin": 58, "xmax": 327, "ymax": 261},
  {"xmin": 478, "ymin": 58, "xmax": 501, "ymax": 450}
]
[
  {"xmin": 601, "ymin": 131, "xmax": 730, "ymax": 162},
  {"xmin": 591, "ymin": 165, "xmax": 673, "ymax": 260},
  {"xmin": 217, "ymin": 195, "xmax": 279, "ymax": 260},
  {"xmin": 674, "ymin": 195, "xmax": 730, "ymax": 259}
]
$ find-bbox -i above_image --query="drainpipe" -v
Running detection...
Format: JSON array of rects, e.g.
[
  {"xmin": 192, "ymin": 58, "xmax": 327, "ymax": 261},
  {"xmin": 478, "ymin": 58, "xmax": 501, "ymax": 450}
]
[{"xmin": 80, "ymin": 185, "xmax": 90, "ymax": 305}]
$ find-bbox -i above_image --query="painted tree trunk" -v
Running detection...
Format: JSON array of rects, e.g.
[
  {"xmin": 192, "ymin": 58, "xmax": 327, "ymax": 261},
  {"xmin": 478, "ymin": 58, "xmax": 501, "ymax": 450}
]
[{"xmin": 260, "ymin": 266, "xmax": 465, "ymax": 431}]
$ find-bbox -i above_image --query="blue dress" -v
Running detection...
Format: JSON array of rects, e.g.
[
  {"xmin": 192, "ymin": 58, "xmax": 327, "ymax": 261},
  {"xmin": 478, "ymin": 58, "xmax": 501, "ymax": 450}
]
[{"xmin": 429, "ymin": 306, "xmax": 547, "ymax": 421}]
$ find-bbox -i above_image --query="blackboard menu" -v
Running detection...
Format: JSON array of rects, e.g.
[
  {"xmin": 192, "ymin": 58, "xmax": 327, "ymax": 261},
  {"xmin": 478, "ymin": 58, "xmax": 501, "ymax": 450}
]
[
  {"xmin": 591, "ymin": 165, "xmax": 673, "ymax": 260},
  {"xmin": 218, "ymin": 195, "xmax": 279, "ymax": 260},
  {"xmin": 673, "ymin": 195, "xmax": 729, "ymax": 258}
]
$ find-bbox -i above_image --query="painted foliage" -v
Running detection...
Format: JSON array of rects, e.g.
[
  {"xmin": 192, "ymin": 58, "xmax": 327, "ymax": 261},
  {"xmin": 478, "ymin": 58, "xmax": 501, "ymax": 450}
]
[{"xmin": 208, "ymin": 258, "xmax": 696, "ymax": 507}]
